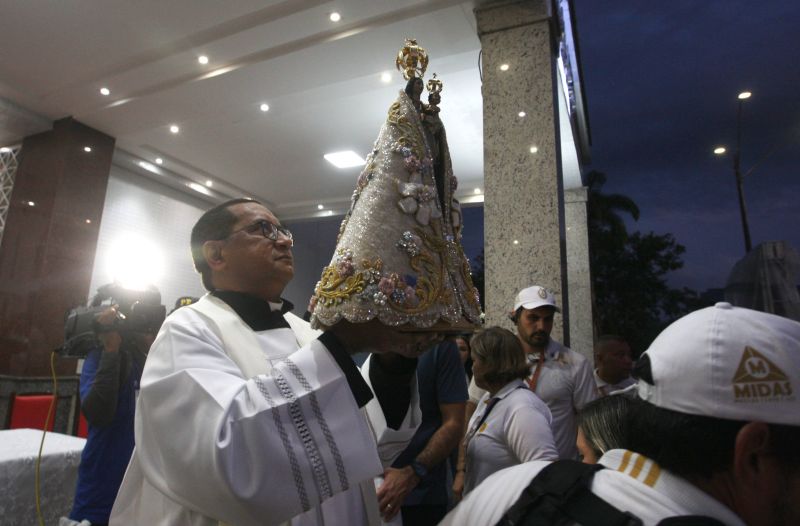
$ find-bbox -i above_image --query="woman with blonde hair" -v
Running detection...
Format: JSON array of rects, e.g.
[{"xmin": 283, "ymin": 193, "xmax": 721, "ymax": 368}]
[{"xmin": 453, "ymin": 327, "xmax": 558, "ymax": 498}]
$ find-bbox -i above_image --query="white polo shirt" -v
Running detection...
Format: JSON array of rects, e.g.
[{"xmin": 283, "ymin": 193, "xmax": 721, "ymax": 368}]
[
  {"xmin": 442, "ymin": 449, "xmax": 746, "ymax": 526},
  {"xmin": 468, "ymin": 339, "xmax": 596, "ymax": 459},
  {"xmin": 464, "ymin": 379, "xmax": 557, "ymax": 494}
]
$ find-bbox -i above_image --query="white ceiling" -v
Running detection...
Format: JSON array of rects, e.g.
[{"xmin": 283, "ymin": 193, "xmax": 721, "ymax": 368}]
[{"xmin": 0, "ymin": 0, "xmax": 485, "ymax": 219}]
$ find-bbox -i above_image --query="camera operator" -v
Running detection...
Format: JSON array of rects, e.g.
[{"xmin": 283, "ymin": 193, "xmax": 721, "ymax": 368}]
[{"xmin": 68, "ymin": 284, "xmax": 163, "ymax": 526}]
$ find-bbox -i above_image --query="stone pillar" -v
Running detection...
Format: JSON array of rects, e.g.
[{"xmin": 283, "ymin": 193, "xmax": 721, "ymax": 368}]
[
  {"xmin": 476, "ymin": 0, "xmax": 567, "ymax": 340},
  {"xmin": 564, "ymin": 186, "xmax": 594, "ymax": 360},
  {"xmin": 0, "ymin": 117, "xmax": 115, "ymax": 377}
]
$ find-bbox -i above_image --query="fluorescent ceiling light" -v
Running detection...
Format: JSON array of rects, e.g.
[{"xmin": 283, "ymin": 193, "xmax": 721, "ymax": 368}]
[
  {"xmin": 138, "ymin": 161, "xmax": 158, "ymax": 173},
  {"xmin": 324, "ymin": 150, "xmax": 365, "ymax": 168},
  {"xmin": 188, "ymin": 182, "xmax": 212, "ymax": 196}
]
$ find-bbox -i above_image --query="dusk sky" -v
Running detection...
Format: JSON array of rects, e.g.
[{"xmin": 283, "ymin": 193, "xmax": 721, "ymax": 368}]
[{"xmin": 573, "ymin": 0, "xmax": 800, "ymax": 292}]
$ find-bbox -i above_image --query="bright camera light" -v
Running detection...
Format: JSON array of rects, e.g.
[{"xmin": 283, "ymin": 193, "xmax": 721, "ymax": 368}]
[{"xmin": 106, "ymin": 234, "xmax": 164, "ymax": 291}]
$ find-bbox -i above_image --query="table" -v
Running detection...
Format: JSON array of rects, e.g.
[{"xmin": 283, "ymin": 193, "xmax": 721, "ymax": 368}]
[{"xmin": 0, "ymin": 428, "xmax": 86, "ymax": 526}]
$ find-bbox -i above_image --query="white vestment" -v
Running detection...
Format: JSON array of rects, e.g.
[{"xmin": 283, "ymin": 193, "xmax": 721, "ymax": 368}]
[{"xmin": 110, "ymin": 294, "xmax": 383, "ymax": 526}]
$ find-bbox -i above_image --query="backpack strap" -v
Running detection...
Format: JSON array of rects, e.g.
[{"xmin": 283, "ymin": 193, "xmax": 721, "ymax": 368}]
[{"xmin": 496, "ymin": 460, "xmax": 642, "ymax": 526}]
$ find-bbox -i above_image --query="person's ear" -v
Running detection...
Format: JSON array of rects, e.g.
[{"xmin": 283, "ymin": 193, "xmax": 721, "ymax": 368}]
[
  {"xmin": 202, "ymin": 240, "xmax": 226, "ymax": 272},
  {"xmin": 732, "ymin": 422, "xmax": 783, "ymax": 524}
]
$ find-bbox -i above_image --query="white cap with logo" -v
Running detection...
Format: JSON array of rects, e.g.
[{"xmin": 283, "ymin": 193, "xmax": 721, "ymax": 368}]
[
  {"xmin": 513, "ymin": 286, "xmax": 560, "ymax": 313},
  {"xmin": 637, "ymin": 302, "xmax": 800, "ymax": 426}
]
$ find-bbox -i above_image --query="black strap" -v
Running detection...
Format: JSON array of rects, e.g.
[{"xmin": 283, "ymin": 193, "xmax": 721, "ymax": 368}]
[{"xmin": 497, "ymin": 460, "xmax": 641, "ymax": 526}]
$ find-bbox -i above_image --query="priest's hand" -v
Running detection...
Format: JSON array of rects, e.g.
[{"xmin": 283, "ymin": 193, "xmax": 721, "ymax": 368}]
[
  {"xmin": 328, "ymin": 319, "xmax": 442, "ymax": 357},
  {"xmin": 376, "ymin": 466, "xmax": 419, "ymax": 521}
]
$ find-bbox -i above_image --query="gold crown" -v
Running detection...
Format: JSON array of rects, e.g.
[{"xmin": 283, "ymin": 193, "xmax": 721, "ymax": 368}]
[{"xmin": 396, "ymin": 38, "xmax": 429, "ymax": 80}]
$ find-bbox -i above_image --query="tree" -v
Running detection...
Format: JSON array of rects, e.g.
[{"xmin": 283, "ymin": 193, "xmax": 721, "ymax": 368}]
[{"xmin": 588, "ymin": 170, "xmax": 704, "ymax": 354}]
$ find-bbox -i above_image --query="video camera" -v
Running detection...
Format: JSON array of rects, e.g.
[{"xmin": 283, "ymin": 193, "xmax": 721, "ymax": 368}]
[{"xmin": 58, "ymin": 284, "xmax": 166, "ymax": 358}]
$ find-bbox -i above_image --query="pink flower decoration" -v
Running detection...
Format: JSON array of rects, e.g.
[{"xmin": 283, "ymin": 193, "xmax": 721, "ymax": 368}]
[{"xmin": 379, "ymin": 277, "xmax": 396, "ymax": 295}]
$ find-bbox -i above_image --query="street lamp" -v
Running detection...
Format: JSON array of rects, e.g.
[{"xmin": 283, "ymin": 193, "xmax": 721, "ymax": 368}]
[{"xmin": 714, "ymin": 91, "xmax": 753, "ymax": 254}]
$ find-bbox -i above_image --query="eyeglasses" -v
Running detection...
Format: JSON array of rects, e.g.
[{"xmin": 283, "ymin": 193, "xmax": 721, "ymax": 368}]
[{"xmin": 228, "ymin": 220, "xmax": 293, "ymax": 245}]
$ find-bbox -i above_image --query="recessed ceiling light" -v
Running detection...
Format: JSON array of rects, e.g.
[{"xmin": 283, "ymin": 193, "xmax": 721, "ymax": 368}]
[
  {"xmin": 518, "ymin": 111, "xmax": 526, "ymax": 118},
  {"xmin": 500, "ymin": 64, "xmax": 510, "ymax": 71},
  {"xmin": 100, "ymin": 87, "xmax": 110, "ymax": 96},
  {"xmin": 317, "ymin": 204, "xmax": 324, "ymax": 210},
  {"xmin": 530, "ymin": 146, "xmax": 539, "ymax": 153},
  {"xmin": 27, "ymin": 201, "xmax": 35, "ymax": 207},
  {"xmin": 329, "ymin": 12, "xmax": 341, "ymax": 22},
  {"xmin": 381, "ymin": 72, "xmax": 392, "ymax": 83},
  {"xmin": 83, "ymin": 146, "xmax": 92, "ymax": 153},
  {"xmin": 85, "ymin": 219, "xmax": 92, "ymax": 224},
  {"xmin": 260, "ymin": 103, "xmax": 270, "ymax": 112},
  {"xmin": 324, "ymin": 150, "xmax": 365, "ymax": 169},
  {"xmin": 169, "ymin": 125, "xmax": 180, "ymax": 134},
  {"xmin": 155, "ymin": 158, "xmax": 163, "ymax": 165},
  {"xmin": 474, "ymin": 188, "xmax": 481, "ymax": 195},
  {"xmin": 198, "ymin": 55, "xmax": 209, "ymax": 65},
  {"xmin": 513, "ymin": 239, "xmax": 520, "ymax": 245},
  {"xmin": 205, "ymin": 180, "xmax": 213, "ymax": 187}
]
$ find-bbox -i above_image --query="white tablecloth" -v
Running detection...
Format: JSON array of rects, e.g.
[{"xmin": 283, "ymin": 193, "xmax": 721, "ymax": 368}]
[{"xmin": 0, "ymin": 429, "xmax": 86, "ymax": 526}]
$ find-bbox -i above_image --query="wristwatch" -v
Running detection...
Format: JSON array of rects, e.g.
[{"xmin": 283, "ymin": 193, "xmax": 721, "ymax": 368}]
[{"xmin": 410, "ymin": 460, "xmax": 428, "ymax": 480}]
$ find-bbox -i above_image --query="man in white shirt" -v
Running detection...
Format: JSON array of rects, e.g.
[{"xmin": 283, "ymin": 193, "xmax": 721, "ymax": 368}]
[
  {"xmin": 465, "ymin": 286, "xmax": 596, "ymax": 459},
  {"xmin": 110, "ymin": 199, "xmax": 435, "ymax": 526},
  {"xmin": 443, "ymin": 303, "xmax": 800, "ymax": 526},
  {"xmin": 593, "ymin": 334, "xmax": 636, "ymax": 396}
]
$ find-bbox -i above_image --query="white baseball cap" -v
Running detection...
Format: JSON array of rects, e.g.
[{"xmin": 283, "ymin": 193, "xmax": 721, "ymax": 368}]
[
  {"xmin": 637, "ymin": 302, "xmax": 800, "ymax": 425},
  {"xmin": 513, "ymin": 286, "xmax": 560, "ymax": 313}
]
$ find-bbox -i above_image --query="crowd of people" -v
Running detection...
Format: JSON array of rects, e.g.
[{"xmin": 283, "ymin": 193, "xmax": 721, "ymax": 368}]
[{"xmin": 64, "ymin": 197, "xmax": 800, "ymax": 526}]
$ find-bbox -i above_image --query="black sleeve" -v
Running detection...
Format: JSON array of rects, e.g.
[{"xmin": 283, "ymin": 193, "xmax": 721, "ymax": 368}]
[
  {"xmin": 318, "ymin": 331, "xmax": 373, "ymax": 408},
  {"xmin": 81, "ymin": 351, "xmax": 123, "ymax": 427}
]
